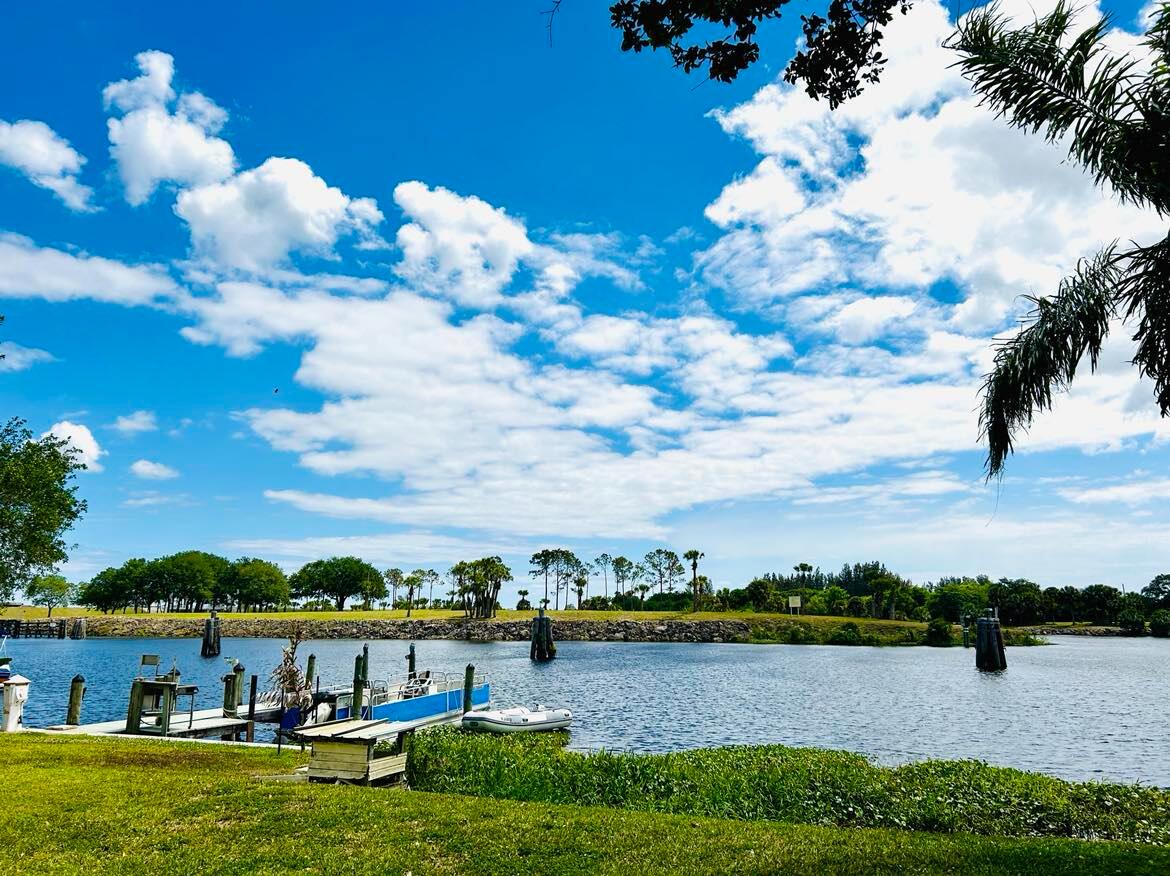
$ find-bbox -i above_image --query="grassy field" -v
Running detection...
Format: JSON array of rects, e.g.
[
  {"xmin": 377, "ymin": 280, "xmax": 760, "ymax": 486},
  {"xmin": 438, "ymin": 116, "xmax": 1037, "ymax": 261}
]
[
  {"xmin": 7, "ymin": 734, "xmax": 1170, "ymax": 875},
  {"xmin": 3, "ymin": 604, "xmax": 930, "ymax": 626}
]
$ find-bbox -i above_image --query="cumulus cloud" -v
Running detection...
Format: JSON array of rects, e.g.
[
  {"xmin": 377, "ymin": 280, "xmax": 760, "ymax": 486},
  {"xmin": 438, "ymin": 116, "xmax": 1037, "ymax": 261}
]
[
  {"xmin": 43, "ymin": 421, "xmax": 105, "ymax": 471},
  {"xmin": 0, "ymin": 341, "xmax": 55, "ymax": 372},
  {"xmin": 176, "ymin": 157, "xmax": 386, "ymax": 271},
  {"xmin": 0, "ymin": 119, "xmax": 94, "ymax": 210},
  {"xmin": 112, "ymin": 410, "xmax": 158, "ymax": 434},
  {"xmin": 0, "ymin": 233, "xmax": 178, "ymax": 305},
  {"xmin": 130, "ymin": 459, "xmax": 179, "ymax": 479},
  {"xmin": 104, "ymin": 50, "xmax": 235, "ymax": 205}
]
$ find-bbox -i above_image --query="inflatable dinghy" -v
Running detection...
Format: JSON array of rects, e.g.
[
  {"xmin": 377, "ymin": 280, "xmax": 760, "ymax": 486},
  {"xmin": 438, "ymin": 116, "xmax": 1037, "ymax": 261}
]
[{"xmin": 461, "ymin": 705, "xmax": 572, "ymax": 733}]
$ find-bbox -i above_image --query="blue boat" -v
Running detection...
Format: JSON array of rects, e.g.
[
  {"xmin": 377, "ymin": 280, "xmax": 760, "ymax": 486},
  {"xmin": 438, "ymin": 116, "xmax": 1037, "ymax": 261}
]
[{"xmin": 331, "ymin": 669, "xmax": 490, "ymax": 723}]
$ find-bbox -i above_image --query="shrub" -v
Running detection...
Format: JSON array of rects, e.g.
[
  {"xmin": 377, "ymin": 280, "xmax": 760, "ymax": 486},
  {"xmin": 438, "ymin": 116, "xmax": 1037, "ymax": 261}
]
[
  {"xmin": 1151, "ymin": 609, "xmax": 1170, "ymax": 638},
  {"xmin": 925, "ymin": 617, "xmax": 954, "ymax": 647},
  {"xmin": 827, "ymin": 622, "xmax": 863, "ymax": 646},
  {"xmin": 406, "ymin": 729, "xmax": 1170, "ymax": 844},
  {"xmin": 1118, "ymin": 610, "xmax": 1147, "ymax": 636}
]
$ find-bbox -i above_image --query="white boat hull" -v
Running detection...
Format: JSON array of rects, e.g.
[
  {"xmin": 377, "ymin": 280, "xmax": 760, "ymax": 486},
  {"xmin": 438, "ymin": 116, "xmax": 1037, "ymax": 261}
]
[{"xmin": 461, "ymin": 706, "xmax": 572, "ymax": 733}]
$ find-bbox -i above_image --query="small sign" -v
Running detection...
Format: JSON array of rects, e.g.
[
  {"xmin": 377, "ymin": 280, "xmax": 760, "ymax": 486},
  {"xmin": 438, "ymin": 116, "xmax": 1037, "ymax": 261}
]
[{"xmin": 788, "ymin": 595, "xmax": 802, "ymax": 609}]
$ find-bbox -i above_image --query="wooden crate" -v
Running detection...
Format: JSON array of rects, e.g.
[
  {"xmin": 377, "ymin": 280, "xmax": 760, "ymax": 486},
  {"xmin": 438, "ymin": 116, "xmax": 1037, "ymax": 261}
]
[{"xmin": 308, "ymin": 738, "xmax": 407, "ymax": 784}]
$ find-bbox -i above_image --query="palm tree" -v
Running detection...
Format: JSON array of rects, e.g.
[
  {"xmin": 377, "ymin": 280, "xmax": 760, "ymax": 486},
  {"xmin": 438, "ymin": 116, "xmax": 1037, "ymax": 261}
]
[
  {"xmin": 684, "ymin": 549, "xmax": 705, "ymax": 612},
  {"xmin": 517, "ymin": 588, "xmax": 531, "ymax": 610},
  {"xmin": 636, "ymin": 583, "xmax": 651, "ymax": 609},
  {"xmin": 947, "ymin": 3, "xmax": 1170, "ymax": 476}
]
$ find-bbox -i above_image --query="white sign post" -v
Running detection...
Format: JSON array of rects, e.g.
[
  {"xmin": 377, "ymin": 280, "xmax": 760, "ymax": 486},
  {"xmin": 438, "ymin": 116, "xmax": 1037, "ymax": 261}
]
[{"xmin": 788, "ymin": 595, "xmax": 802, "ymax": 616}]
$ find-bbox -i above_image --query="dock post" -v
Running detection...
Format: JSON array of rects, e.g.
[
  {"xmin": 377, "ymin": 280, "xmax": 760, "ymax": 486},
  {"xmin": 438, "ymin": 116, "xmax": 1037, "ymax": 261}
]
[
  {"xmin": 961, "ymin": 614, "xmax": 970, "ymax": 648},
  {"xmin": 66, "ymin": 674, "xmax": 86, "ymax": 725},
  {"xmin": 247, "ymin": 674, "xmax": 257, "ymax": 743},
  {"xmin": 201, "ymin": 611, "xmax": 221, "ymax": 658},
  {"xmin": 975, "ymin": 608, "xmax": 1007, "ymax": 671},
  {"xmin": 352, "ymin": 654, "xmax": 365, "ymax": 719},
  {"xmin": 305, "ymin": 654, "xmax": 317, "ymax": 690},
  {"xmin": 126, "ymin": 680, "xmax": 145, "ymax": 734},
  {"xmin": 406, "ymin": 643, "xmax": 416, "ymax": 679},
  {"xmin": 222, "ymin": 672, "xmax": 237, "ymax": 717},
  {"xmin": 462, "ymin": 664, "xmax": 475, "ymax": 714},
  {"xmin": 362, "ymin": 644, "xmax": 369, "ymax": 685},
  {"xmin": 530, "ymin": 608, "xmax": 556, "ymax": 661},
  {"xmin": 233, "ymin": 663, "xmax": 246, "ymax": 708}
]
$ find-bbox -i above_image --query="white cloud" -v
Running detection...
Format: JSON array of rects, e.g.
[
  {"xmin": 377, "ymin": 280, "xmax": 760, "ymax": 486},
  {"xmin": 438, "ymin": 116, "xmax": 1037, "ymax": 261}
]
[
  {"xmin": 112, "ymin": 410, "xmax": 158, "ymax": 434},
  {"xmin": 0, "ymin": 233, "xmax": 178, "ymax": 305},
  {"xmin": 1059, "ymin": 478, "xmax": 1170, "ymax": 506},
  {"xmin": 129, "ymin": 459, "xmax": 179, "ymax": 479},
  {"xmin": 820, "ymin": 296, "xmax": 918, "ymax": 344},
  {"xmin": 175, "ymin": 157, "xmax": 385, "ymax": 271},
  {"xmin": 0, "ymin": 341, "xmax": 55, "ymax": 372},
  {"xmin": 104, "ymin": 50, "xmax": 235, "ymax": 205},
  {"xmin": 43, "ymin": 421, "xmax": 105, "ymax": 472},
  {"xmin": 698, "ymin": 0, "xmax": 1162, "ymax": 329},
  {"xmin": 0, "ymin": 119, "xmax": 94, "ymax": 210}
]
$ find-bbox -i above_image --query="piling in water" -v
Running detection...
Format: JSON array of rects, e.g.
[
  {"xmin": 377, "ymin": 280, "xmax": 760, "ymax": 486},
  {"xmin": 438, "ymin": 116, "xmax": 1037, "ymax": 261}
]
[
  {"xmin": 530, "ymin": 608, "xmax": 556, "ymax": 662},
  {"xmin": 66, "ymin": 674, "xmax": 85, "ymax": 725},
  {"xmin": 352, "ymin": 653, "xmax": 365, "ymax": 719},
  {"xmin": 305, "ymin": 654, "xmax": 317, "ymax": 689},
  {"xmin": 200, "ymin": 611, "xmax": 221, "ymax": 658},
  {"xmin": 406, "ymin": 643, "xmax": 416, "ymax": 679},
  {"xmin": 462, "ymin": 664, "xmax": 475, "ymax": 714},
  {"xmin": 975, "ymin": 609, "xmax": 1007, "ymax": 671},
  {"xmin": 233, "ymin": 663, "xmax": 246, "ymax": 708}
]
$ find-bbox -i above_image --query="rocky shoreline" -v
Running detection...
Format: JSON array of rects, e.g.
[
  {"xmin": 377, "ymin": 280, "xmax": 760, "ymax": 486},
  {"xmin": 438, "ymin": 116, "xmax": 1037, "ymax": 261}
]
[{"xmin": 81, "ymin": 615, "xmax": 755, "ymax": 643}]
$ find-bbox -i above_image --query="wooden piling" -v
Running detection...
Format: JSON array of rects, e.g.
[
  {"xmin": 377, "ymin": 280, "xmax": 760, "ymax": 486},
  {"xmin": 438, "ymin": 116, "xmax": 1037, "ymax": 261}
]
[
  {"xmin": 126, "ymin": 680, "xmax": 145, "ymax": 733},
  {"xmin": 200, "ymin": 611, "xmax": 221, "ymax": 658},
  {"xmin": 233, "ymin": 663, "xmax": 246, "ymax": 708},
  {"xmin": 247, "ymin": 674, "xmax": 258, "ymax": 743},
  {"xmin": 305, "ymin": 654, "xmax": 317, "ymax": 689},
  {"xmin": 975, "ymin": 609, "xmax": 1007, "ymax": 671},
  {"xmin": 352, "ymin": 654, "xmax": 365, "ymax": 719},
  {"xmin": 462, "ymin": 664, "xmax": 475, "ymax": 714},
  {"xmin": 222, "ymin": 672, "xmax": 237, "ymax": 717},
  {"xmin": 530, "ymin": 607, "xmax": 556, "ymax": 661},
  {"xmin": 406, "ymin": 643, "xmax": 416, "ymax": 679},
  {"xmin": 66, "ymin": 674, "xmax": 85, "ymax": 725},
  {"xmin": 362, "ymin": 644, "xmax": 370, "ymax": 685}
]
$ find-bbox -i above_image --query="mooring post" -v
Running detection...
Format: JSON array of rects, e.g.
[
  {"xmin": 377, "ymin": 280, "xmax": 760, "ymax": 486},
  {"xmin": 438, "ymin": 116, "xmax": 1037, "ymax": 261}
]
[
  {"xmin": 66, "ymin": 674, "xmax": 85, "ymax": 725},
  {"xmin": 233, "ymin": 662, "xmax": 246, "ymax": 708},
  {"xmin": 462, "ymin": 664, "xmax": 475, "ymax": 714},
  {"xmin": 406, "ymin": 643, "xmax": 416, "ymax": 679},
  {"xmin": 201, "ymin": 610, "xmax": 221, "ymax": 658},
  {"xmin": 305, "ymin": 654, "xmax": 317, "ymax": 690},
  {"xmin": 362, "ymin": 644, "xmax": 370, "ymax": 685},
  {"xmin": 247, "ymin": 674, "xmax": 258, "ymax": 742},
  {"xmin": 222, "ymin": 671, "xmax": 237, "ymax": 717},
  {"xmin": 530, "ymin": 607, "xmax": 556, "ymax": 661},
  {"xmin": 975, "ymin": 608, "xmax": 1007, "ymax": 671},
  {"xmin": 126, "ymin": 679, "xmax": 145, "ymax": 734},
  {"xmin": 352, "ymin": 653, "xmax": 365, "ymax": 719}
]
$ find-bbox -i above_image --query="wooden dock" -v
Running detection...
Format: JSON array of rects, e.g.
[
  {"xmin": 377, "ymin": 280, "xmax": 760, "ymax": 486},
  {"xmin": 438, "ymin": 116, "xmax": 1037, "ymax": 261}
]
[{"xmin": 44, "ymin": 707, "xmax": 252, "ymax": 741}]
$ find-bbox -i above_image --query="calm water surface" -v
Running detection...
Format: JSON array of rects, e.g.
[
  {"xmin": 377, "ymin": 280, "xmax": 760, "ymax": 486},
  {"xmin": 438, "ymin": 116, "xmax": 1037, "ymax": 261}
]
[{"xmin": 5, "ymin": 635, "xmax": 1168, "ymax": 786}]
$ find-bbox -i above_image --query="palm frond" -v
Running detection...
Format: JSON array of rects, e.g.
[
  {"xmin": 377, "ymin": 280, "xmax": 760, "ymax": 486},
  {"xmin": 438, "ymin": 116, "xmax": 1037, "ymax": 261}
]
[
  {"xmin": 981, "ymin": 247, "xmax": 1121, "ymax": 477},
  {"xmin": 1118, "ymin": 234, "xmax": 1170, "ymax": 411},
  {"xmin": 948, "ymin": 2, "xmax": 1169, "ymax": 214}
]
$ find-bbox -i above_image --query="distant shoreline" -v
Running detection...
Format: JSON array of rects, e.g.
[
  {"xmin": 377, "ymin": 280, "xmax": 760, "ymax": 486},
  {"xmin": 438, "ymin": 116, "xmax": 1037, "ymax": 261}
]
[{"xmin": 0, "ymin": 613, "xmax": 1093, "ymax": 645}]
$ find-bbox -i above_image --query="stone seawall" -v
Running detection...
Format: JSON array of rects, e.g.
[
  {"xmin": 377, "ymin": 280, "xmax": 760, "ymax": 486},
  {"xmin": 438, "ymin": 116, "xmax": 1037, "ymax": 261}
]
[{"xmin": 83, "ymin": 616, "xmax": 754, "ymax": 644}]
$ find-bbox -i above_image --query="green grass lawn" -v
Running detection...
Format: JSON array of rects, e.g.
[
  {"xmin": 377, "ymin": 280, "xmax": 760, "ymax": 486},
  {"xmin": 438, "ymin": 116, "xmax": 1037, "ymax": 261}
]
[
  {"xmin": 4, "ymin": 604, "xmax": 928, "ymax": 627},
  {"xmin": 5, "ymin": 734, "xmax": 1170, "ymax": 875}
]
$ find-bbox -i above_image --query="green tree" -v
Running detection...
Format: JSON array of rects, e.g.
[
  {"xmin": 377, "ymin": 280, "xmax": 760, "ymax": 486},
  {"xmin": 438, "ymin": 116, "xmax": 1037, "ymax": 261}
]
[
  {"xmin": 611, "ymin": 556, "xmax": 634, "ymax": 597},
  {"xmin": 26, "ymin": 573, "xmax": 76, "ymax": 617},
  {"xmin": 944, "ymin": 4, "xmax": 1170, "ymax": 475},
  {"xmin": 228, "ymin": 558, "xmax": 290, "ymax": 611},
  {"xmin": 290, "ymin": 556, "xmax": 382, "ymax": 611},
  {"xmin": 1143, "ymin": 574, "xmax": 1170, "ymax": 610},
  {"xmin": 516, "ymin": 588, "xmax": 532, "ymax": 611},
  {"xmin": 684, "ymin": 549, "xmax": 705, "ymax": 612},
  {"xmin": 0, "ymin": 418, "xmax": 87, "ymax": 603},
  {"xmin": 594, "ymin": 553, "xmax": 613, "ymax": 599},
  {"xmin": 643, "ymin": 548, "xmax": 679, "ymax": 595},
  {"xmin": 609, "ymin": 0, "xmax": 910, "ymax": 106},
  {"xmin": 383, "ymin": 568, "xmax": 404, "ymax": 607},
  {"xmin": 987, "ymin": 578, "xmax": 1045, "ymax": 627}
]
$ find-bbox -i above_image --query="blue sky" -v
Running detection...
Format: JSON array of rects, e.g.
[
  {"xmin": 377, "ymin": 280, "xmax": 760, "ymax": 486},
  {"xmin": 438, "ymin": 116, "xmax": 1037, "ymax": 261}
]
[{"xmin": 2, "ymin": 0, "xmax": 1167, "ymax": 600}]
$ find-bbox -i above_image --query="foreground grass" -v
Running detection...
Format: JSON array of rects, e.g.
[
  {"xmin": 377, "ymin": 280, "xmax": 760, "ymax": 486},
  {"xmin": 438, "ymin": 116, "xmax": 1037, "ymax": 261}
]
[
  {"xmin": 409, "ymin": 729, "xmax": 1170, "ymax": 844},
  {"xmin": 7, "ymin": 734, "xmax": 1170, "ymax": 875}
]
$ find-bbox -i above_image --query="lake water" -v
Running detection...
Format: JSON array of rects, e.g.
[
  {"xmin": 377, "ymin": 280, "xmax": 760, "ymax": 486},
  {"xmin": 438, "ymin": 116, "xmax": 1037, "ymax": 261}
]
[{"xmin": 4, "ymin": 635, "xmax": 1168, "ymax": 786}]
